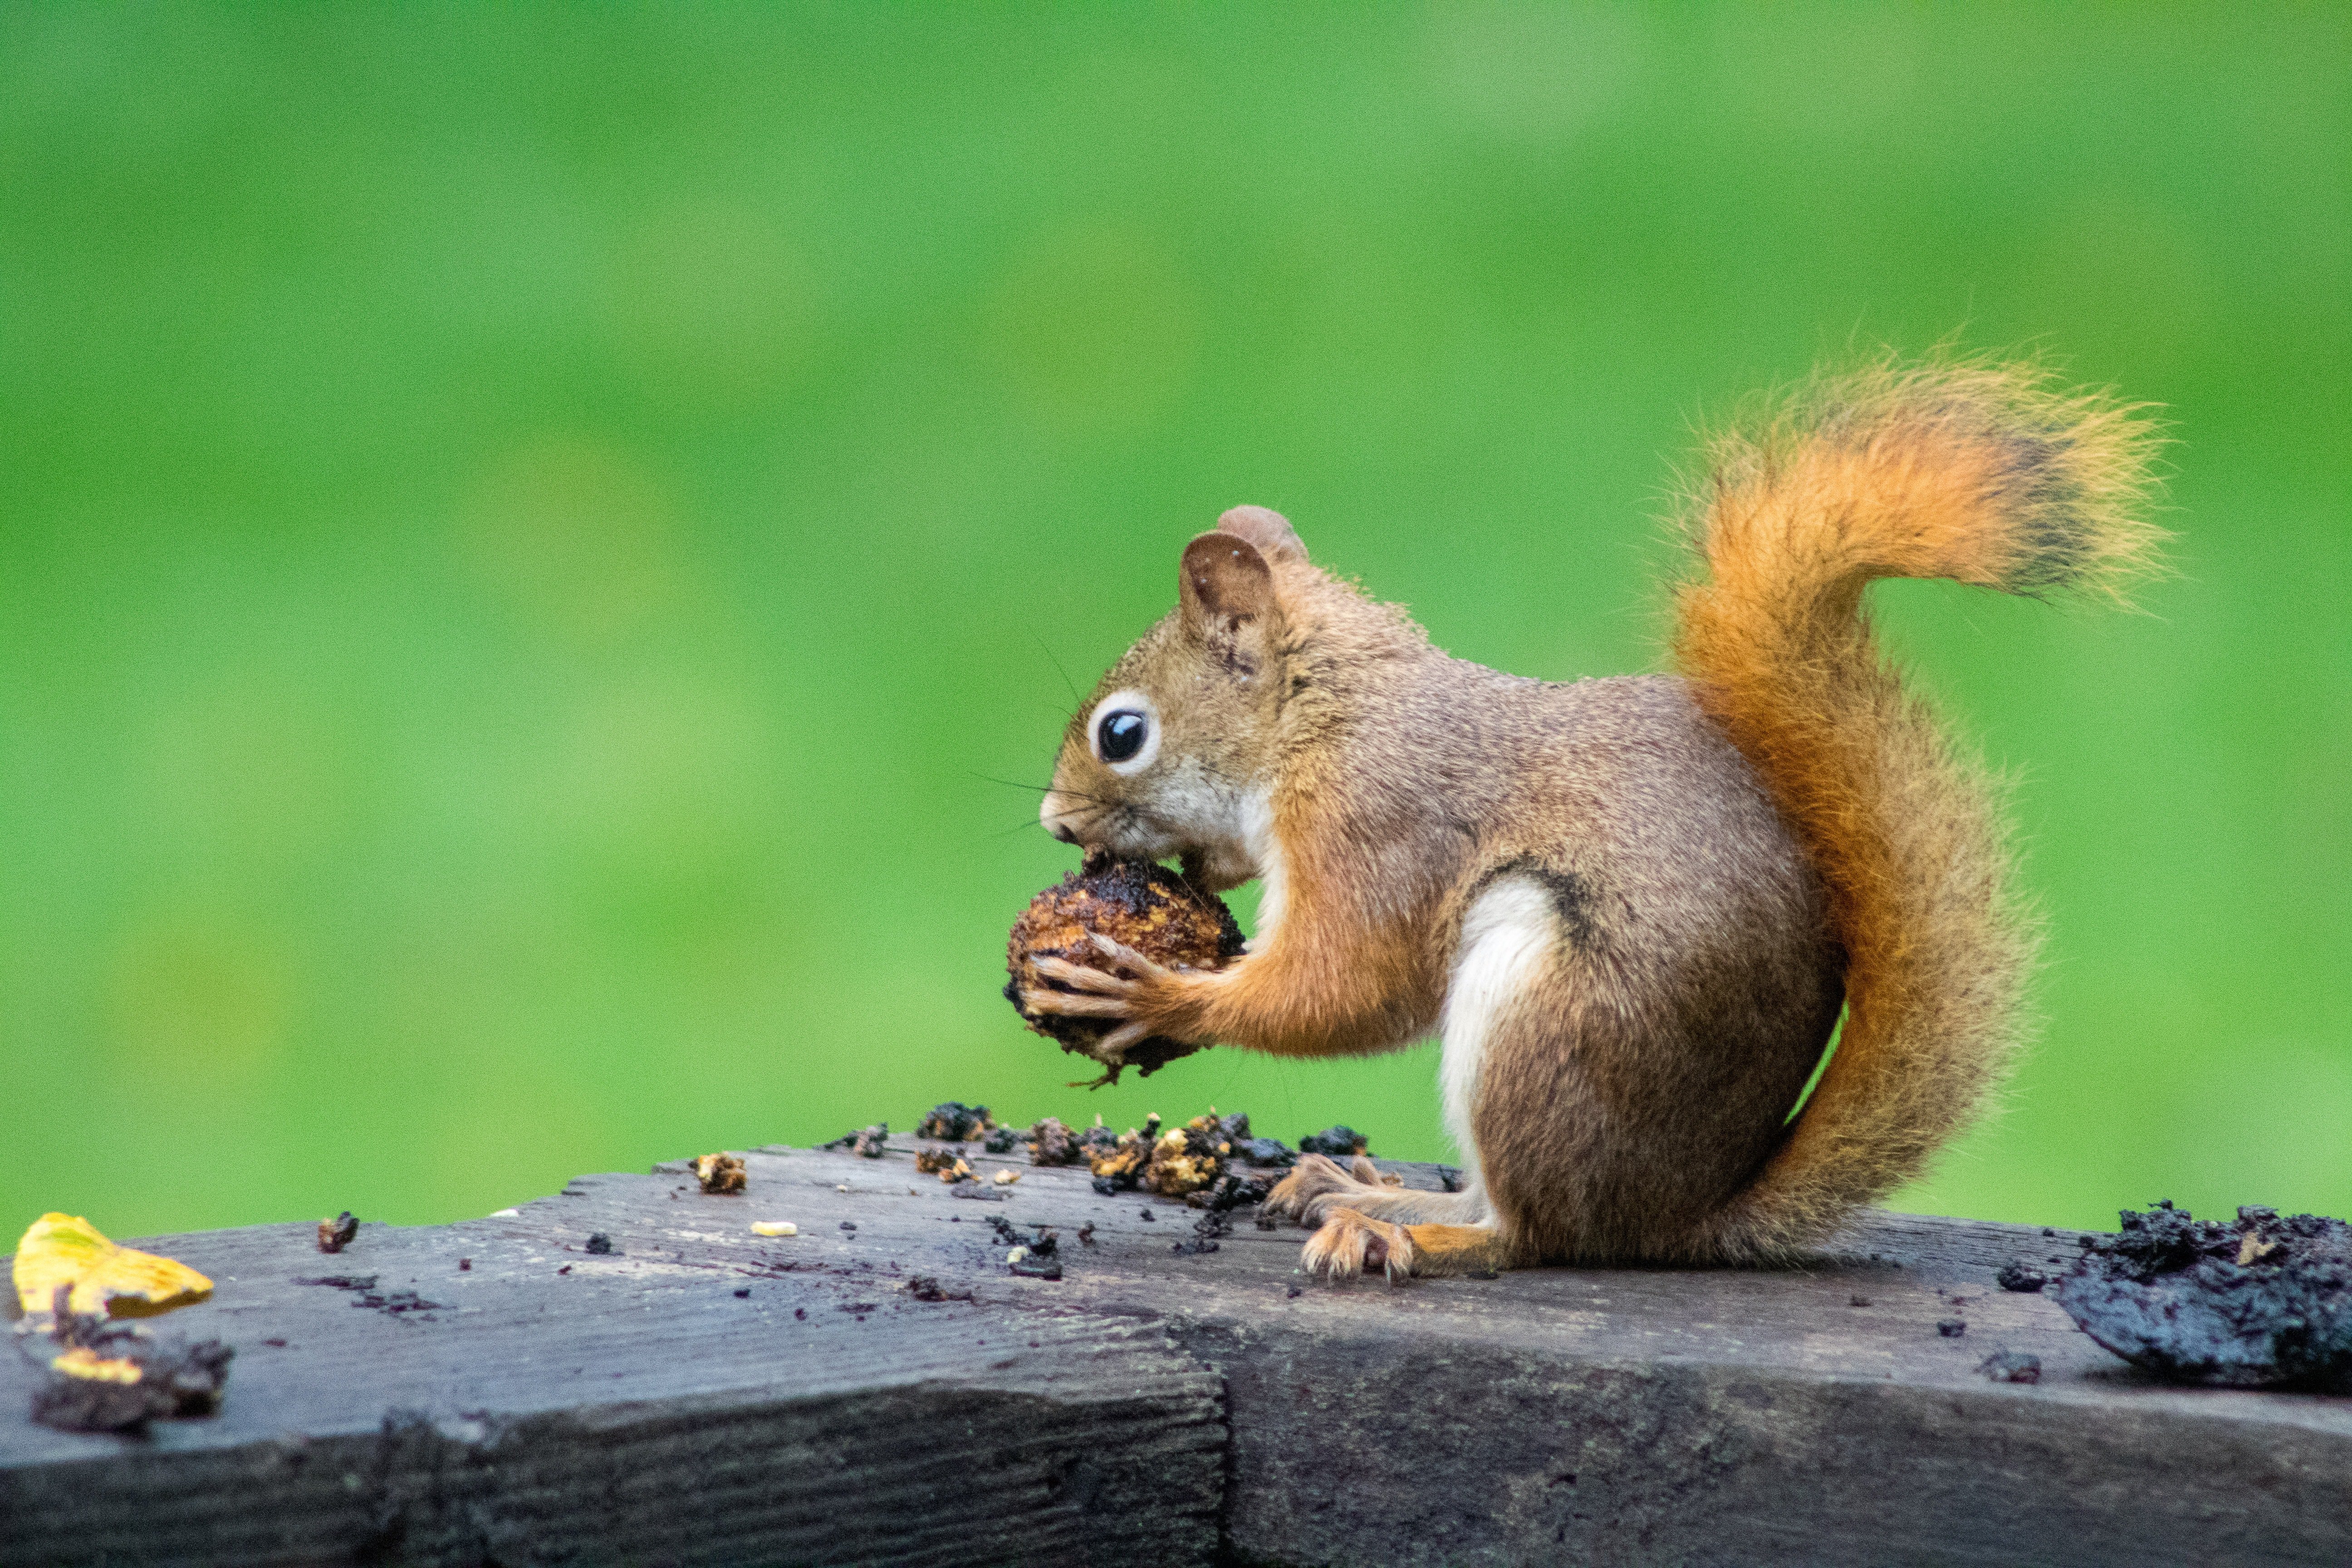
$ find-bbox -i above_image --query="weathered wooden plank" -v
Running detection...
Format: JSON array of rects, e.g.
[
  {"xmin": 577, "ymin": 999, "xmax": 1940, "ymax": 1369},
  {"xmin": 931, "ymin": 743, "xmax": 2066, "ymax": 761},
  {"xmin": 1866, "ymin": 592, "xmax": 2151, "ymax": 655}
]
[{"xmin": 6, "ymin": 1137, "xmax": 2348, "ymax": 1567}]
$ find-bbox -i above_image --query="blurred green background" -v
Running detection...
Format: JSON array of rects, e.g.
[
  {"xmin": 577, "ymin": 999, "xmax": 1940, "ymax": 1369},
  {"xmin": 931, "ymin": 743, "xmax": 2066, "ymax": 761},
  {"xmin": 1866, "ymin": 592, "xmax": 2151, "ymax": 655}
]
[{"xmin": 2, "ymin": 5, "xmax": 2344, "ymax": 1243}]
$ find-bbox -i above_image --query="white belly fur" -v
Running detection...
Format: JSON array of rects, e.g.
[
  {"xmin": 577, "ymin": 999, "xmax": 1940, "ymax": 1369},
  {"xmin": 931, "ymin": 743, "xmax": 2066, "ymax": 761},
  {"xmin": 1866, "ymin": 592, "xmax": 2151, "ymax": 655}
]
[{"xmin": 1438, "ymin": 878, "xmax": 1556, "ymax": 1196}]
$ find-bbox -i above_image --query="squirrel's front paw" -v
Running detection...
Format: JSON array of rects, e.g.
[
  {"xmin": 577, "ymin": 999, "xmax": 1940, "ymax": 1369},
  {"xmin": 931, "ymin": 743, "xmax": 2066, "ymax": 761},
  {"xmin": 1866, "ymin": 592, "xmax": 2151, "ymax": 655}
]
[
  {"xmin": 1022, "ymin": 935, "xmax": 1196, "ymax": 1056},
  {"xmin": 1300, "ymin": 1207, "xmax": 1416, "ymax": 1284}
]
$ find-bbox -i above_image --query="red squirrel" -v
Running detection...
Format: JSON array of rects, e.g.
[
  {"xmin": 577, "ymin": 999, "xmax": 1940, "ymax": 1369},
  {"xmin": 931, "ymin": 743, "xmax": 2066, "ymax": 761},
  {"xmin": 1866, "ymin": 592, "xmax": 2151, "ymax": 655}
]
[{"xmin": 1020, "ymin": 358, "xmax": 2161, "ymax": 1279}]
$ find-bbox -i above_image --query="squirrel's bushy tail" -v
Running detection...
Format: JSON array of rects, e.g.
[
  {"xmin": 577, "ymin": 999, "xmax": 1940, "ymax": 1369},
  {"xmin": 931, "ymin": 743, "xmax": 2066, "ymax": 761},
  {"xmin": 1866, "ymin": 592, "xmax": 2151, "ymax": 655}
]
[{"xmin": 1673, "ymin": 356, "xmax": 2163, "ymax": 1262}]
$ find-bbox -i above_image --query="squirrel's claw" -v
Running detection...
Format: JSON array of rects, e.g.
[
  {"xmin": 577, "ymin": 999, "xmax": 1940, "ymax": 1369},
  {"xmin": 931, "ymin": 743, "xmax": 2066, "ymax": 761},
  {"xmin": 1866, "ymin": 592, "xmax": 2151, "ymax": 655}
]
[
  {"xmin": 1300, "ymin": 1207, "xmax": 1416, "ymax": 1284},
  {"xmin": 1029, "ymin": 955, "xmax": 1140, "ymax": 997},
  {"xmin": 1083, "ymin": 931, "xmax": 1175, "ymax": 980}
]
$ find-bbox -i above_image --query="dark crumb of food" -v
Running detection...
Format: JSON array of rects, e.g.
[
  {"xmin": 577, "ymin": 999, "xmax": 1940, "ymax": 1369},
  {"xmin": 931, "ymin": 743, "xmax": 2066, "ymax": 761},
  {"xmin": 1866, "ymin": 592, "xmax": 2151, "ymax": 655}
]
[
  {"xmin": 1997, "ymin": 1262, "xmax": 2049, "ymax": 1293},
  {"xmin": 694, "ymin": 1153, "xmax": 748, "ymax": 1195},
  {"xmin": 1077, "ymin": 1223, "xmax": 1096, "ymax": 1245},
  {"xmin": 584, "ymin": 1233, "xmax": 615, "ymax": 1255},
  {"xmin": 1083, "ymin": 1115, "xmax": 1158, "ymax": 1194},
  {"xmin": 459, "ymin": 1258, "xmax": 471, "ymax": 1271},
  {"xmin": 1004, "ymin": 857, "xmax": 1245, "ymax": 1086},
  {"xmin": 823, "ymin": 1123, "xmax": 890, "ymax": 1159},
  {"xmin": 1026, "ymin": 1117, "xmax": 1082, "ymax": 1166},
  {"xmin": 1190, "ymin": 1172, "xmax": 1274, "ymax": 1213},
  {"xmin": 1298, "ymin": 1126, "xmax": 1371, "ymax": 1158},
  {"xmin": 2043, "ymin": 1227, "xmax": 2058, "ymax": 1237},
  {"xmin": 1172, "ymin": 1207, "xmax": 1230, "ymax": 1256},
  {"xmin": 1936, "ymin": 1319, "xmax": 1967, "ymax": 1338},
  {"xmin": 915, "ymin": 1148, "xmax": 975, "ymax": 1183},
  {"xmin": 1978, "ymin": 1351, "xmax": 2042, "ymax": 1384},
  {"xmin": 1848, "ymin": 1294, "xmax": 1872, "ymax": 1308},
  {"xmin": 983, "ymin": 1125, "xmax": 1021, "ymax": 1154},
  {"xmin": 316, "ymin": 1211, "xmax": 359, "ymax": 1254},
  {"xmin": 294, "ymin": 1274, "xmax": 447, "ymax": 1319},
  {"xmin": 1254, "ymin": 1213, "xmax": 1279, "ymax": 1230},
  {"xmin": 262, "ymin": 1338, "xmax": 289, "ymax": 1348},
  {"xmin": 29, "ymin": 1309, "xmax": 235, "ymax": 1434},
  {"xmin": 993, "ymin": 1218, "xmax": 1064, "ymax": 1279},
  {"xmin": 558, "ymin": 1265, "xmax": 572, "ymax": 1275},
  {"xmin": 1138, "ymin": 1208, "xmax": 1156, "ymax": 1222},
  {"xmin": 839, "ymin": 1221, "xmax": 857, "ymax": 1232},
  {"xmin": 839, "ymin": 1302, "xmax": 877, "ymax": 1315},
  {"xmin": 1287, "ymin": 1285, "xmax": 1302, "ymax": 1298},
  {"xmin": 906, "ymin": 1275, "xmax": 975, "ymax": 1303},
  {"xmin": 916, "ymin": 1102, "xmax": 995, "ymax": 1142},
  {"xmin": 794, "ymin": 1308, "xmax": 807, "ymax": 1320},
  {"xmin": 733, "ymin": 1288, "xmax": 750, "ymax": 1298},
  {"xmin": 2051, "ymin": 1202, "xmax": 2352, "ymax": 1391},
  {"xmin": 1234, "ymin": 1137, "xmax": 1297, "ymax": 1168}
]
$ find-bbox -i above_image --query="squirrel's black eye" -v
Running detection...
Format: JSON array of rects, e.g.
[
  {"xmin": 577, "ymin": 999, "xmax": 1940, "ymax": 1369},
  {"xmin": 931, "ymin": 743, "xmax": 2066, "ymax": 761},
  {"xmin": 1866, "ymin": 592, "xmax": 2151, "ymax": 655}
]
[{"xmin": 1097, "ymin": 709, "xmax": 1149, "ymax": 764}]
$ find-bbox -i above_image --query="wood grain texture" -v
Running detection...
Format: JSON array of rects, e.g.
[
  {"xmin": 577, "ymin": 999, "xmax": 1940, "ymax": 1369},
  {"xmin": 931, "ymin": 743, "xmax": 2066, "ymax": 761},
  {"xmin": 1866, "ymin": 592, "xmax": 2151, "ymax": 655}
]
[{"xmin": 5, "ymin": 1140, "xmax": 2347, "ymax": 1567}]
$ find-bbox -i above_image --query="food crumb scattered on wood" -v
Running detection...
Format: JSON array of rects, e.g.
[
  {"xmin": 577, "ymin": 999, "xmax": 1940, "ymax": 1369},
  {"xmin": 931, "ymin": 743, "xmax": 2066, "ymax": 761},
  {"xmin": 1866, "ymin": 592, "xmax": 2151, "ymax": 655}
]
[
  {"xmin": 694, "ymin": 1153, "xmax": 748, "ymax": 1195},
  {"xmin": 1298, "ymin": 1127, "xmax": 1371, "ymax": 1157},
  {"xmin": 915, "ymin": 1148, "xmax": 974, "ymax": 1183},
  {"xmin": 1936, "ymin": 1318, "xmax": 1967, "ymax": 1338},
  {"xmin": 316, "ymin": 1211, "xmax": 358, "ymax": 1254},
  {"xmin": 2052, "ymin": 1201, "xmax": 2352, "ymax": 1391},
  {"xmin": 906, "ymin": 1275, "xmax": 975, "ymax": 1302},
  {"xmin": 1996, "ymin": 1262, "xmax": 2048, "ymax": 1293},
  {"xmin": 459, "ymin": 1258, "xmax": 471, "ymax": 1271},
  {"xmin": 1848, "ymin": 1294, "xmax": 1872, "ymax": 1308},
  {"xmin": 992, "ymin": 1169, "xmax": 1020, "ymax": 1186},
  {"xmin": 585, "ymin": 1233, "xmax": 615, "ymax": 1255},
  {"xmin": 751, "ymin": 1221, "xmax": 797, "ymax": 1238},
  {"xmin": 823, "ymin": 1123, "xmax": 889, "ymax": 1159},
  {"xmin": 27, "ymin": 1303, "xmax": 233, "ymax": 1434},
  {"xmin": 1978, "ymin": 1351, "xmax": 2042, "ymax": 1383},
  {"xmin": 916, "ymin": 1102, "xmax": 996, "ymax": 1142}
]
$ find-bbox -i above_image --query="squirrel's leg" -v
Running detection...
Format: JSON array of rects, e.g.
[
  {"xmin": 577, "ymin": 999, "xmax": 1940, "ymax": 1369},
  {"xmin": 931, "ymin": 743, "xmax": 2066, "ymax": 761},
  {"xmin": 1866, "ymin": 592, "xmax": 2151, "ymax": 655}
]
[{"xmin": 1296, "ymin": 878, "xmax": 1566, "ymax": 1282}]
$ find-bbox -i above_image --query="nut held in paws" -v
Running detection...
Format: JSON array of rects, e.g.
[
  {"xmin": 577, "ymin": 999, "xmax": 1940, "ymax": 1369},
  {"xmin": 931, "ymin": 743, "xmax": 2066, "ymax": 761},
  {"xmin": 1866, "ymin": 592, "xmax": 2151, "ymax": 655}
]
[{"xmin": 1004, "ymin": 857, "xmax": 1244, "ymax": 1085}]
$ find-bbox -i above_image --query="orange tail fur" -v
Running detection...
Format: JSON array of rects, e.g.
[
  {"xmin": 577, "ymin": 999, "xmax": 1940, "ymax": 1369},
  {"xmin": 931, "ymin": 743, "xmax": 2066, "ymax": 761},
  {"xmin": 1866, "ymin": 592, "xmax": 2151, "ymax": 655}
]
[{"xmin": 1673, "ymin": 357, "xmax": 2164, "ymax": 1261}]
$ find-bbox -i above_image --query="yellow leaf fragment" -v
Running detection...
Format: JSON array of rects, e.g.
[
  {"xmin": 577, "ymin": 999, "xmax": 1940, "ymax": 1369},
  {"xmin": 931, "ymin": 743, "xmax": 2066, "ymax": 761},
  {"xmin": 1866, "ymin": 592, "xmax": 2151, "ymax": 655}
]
[
  {"xmin": 12, "ymin": 1213, "xmax": 214, "ymax": 1318},
  {"xmin": 50, "ymin": 1347, "xmax": 144, "ymax": 1384}
]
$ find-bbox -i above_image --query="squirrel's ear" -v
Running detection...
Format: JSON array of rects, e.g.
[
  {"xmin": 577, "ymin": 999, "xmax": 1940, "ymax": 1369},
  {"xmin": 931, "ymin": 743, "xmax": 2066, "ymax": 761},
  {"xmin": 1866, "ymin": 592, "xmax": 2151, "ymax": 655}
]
[
  {"xmin": 1215, "ymin": 505, "xmax": 1307, "ymax": 564},
  {"xmin": 1179, "ymin": 532, "xmax": 1277, "ymax": 653}
]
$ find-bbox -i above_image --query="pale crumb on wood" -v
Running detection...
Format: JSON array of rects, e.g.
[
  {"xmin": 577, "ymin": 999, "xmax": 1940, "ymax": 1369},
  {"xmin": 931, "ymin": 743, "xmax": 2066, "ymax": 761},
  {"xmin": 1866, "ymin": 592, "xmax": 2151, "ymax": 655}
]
[{"xmin": 751, "ymin": 1221, "xmax": 798, "ymax": 1238}]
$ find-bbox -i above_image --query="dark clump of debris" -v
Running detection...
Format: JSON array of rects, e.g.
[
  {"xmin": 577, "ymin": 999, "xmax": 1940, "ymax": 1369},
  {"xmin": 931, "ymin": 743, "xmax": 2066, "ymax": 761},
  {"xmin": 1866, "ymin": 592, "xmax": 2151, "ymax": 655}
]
[
  {"xmin": 1088, "ymin": 1114, "xmax": 1161, "ymax": 1194},
  {"xmin": 1936, "ymin": 1319, "xmax": 1967, "ymax": 1338},
  {"xmin": 916, "ymin": 1102, "xmax": 995, "ymax": 1142},
  {"xmin": 1206, "ymin": 1111, "xmax": 1295, "ymax": 1169},
  {"xmin": 585, "ymin": 1233, "xmax": 615, "ymax": 1255},
  {"xmin": 915, "ymin": 1148, "xmax": 975, "ymax": 1184},
  {"xmin": 905, "ymin": 1276, "xmax": 975, "ymax": 1303},
  {"xmin": 983, "ymin": 1125, "xmax": 1021, "ymax": 1155},
  {"xmin": 317, "ymin": 1211, "xmax": 359, "ymax": 1254},
  {"xmin": 989, "ymin": 1215, "xmax": 1063, "ymax": 1280},
  {"xmin": 294, "ymin": 1274, "xmax": 447, "ymax": 1320},
  {"xmin": 694, "ymin": 1153, "xmax": 748, "ymax": 1195},
  {"xmin": 2051, "ymin": 1201, "xmax": 2352, "ymax": 1391},
  {"xmin": 1027, "ymin": 1117, "xmax": 1083, "ymax": 1166},
  {"xmin": 1996, "ymin": 1262, "xmax": 2049, "ymax": 1293},
  {"xmin": 1977, "ymin": 1351, "xmax": 2042, "ymax": 1384},
  {"xmin": 22, "ymin": 1298, "xmax": 234, "ymax": 1434},
  {"xmin": 824, "ymin": 1123, "xmax": 889, "ymax": 1159},
  {"xmin": 1298, "ymin": 1126, "xmax": 1371, "ymax": 1158}
]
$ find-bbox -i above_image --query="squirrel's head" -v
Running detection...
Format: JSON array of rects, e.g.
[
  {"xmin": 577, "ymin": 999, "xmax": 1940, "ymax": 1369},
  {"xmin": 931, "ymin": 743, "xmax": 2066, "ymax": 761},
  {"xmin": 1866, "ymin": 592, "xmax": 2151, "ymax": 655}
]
[{"xmin": 1039, "ymin": 506, "xmax": 1305, "ymax": 892}]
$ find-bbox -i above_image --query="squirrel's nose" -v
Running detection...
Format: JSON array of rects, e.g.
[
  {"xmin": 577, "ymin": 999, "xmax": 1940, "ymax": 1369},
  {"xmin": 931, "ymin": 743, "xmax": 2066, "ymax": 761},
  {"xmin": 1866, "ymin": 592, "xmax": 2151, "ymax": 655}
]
[
  {"xmin": 1047, "ymin": 818, "xmax": 1077, "ymax": 843},
  {"xmin": 1040, "ymin": 792, "xmax": 1080, "ymax": 843}
]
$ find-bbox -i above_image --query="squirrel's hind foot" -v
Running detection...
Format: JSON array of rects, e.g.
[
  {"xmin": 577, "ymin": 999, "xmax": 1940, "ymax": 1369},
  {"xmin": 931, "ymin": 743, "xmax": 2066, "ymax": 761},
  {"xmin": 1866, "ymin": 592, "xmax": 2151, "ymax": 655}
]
[{"xmin": 1299, "ymin": 1207, "xmax": 1416, "ymax": 1283}]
